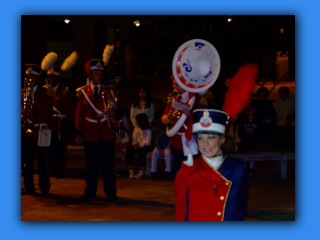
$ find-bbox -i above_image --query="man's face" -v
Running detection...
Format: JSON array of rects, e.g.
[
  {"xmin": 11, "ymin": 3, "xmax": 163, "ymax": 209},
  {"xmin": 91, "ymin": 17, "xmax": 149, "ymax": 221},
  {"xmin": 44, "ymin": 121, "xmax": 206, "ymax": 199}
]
[
  {"xmin": 279, "ymin": 90, "xmax": 289, "ymax": 100},
  {"xmin": 258, "ymin": 91, "xmax": 268, "ymax": 101},
  {"xmin": 172, "ymin": 79, "xmax": 185, "ymax": 95},
  {"xmin": 89, "ymin": 70, "xmax": 103, "ymax": 85},
  {"xmin": 48, "ymin": 74, "xmax": 59, "ymax": 88},
  {"xmin": 27, "ymin": 74, "xmax": 39, "ymax": 86}
]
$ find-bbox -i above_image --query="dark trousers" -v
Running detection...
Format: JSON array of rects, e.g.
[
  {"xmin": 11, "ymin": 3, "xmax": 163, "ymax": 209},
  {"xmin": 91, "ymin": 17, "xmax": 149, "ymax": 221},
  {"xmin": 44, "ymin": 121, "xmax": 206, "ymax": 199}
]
[
  {"xmin": 171, "ymin": 148, "xmax": 201, "ymax": 175},
  {"xmin": 21, "ymin": 136, "xmax": 51, "ymax": 194},
  {"xmin": 83, "ymin": 140, "xmax": 116, "ymax": 198},
  {"xmin": 126, "ymin": 145, "xmax": 151, "ymax": 168},
  {"xmin": 47, "ymin": 131, "xmax": 66, "ymax": 176}
]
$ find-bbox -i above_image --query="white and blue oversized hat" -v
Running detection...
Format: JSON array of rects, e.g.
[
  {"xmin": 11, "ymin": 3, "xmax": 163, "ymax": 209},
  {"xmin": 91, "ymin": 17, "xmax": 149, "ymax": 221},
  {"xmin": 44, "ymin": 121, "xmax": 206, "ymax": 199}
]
[{"xmin": 192, "ymin": 109, "xmax": 228, "ymax": 135}]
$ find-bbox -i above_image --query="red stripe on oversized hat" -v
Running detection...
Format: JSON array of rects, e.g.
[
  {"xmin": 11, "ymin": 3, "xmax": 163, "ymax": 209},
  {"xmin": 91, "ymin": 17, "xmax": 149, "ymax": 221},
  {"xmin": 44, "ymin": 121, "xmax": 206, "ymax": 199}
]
[
  {"xmin": 25, "ymin": 64, "xmax": 41, "ymax": 76},
  {"xmin": 172, "ymin": 39, "xmax": 220, "ymax": 93}
]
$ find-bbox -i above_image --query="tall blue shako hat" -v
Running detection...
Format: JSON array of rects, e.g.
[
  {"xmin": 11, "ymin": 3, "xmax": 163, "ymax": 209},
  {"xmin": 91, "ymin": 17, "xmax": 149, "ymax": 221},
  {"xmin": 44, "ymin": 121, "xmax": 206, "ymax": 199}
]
[
  {"xmin": 184, "ymin": 109, "xmax": 229, "ymax": 166},
  {"xmin": 192, "ymin": 109, "xmax": 228, "ymax": 134}
]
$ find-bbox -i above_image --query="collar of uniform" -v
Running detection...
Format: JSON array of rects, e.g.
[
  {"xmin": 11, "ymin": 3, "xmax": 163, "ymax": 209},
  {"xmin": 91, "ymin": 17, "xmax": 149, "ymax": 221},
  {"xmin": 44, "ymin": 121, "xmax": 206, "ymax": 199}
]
[
  {"xmin": 90, "ymin": 81, "xmax": 101, "ymax": 94},
  {"xmin": 33, "ymin": 85, "xmax": 38, "ymax": 93},
  {"xmin": 202, "ymin": 154, "xmax": 223, "ymax": 170},
  {"xmin": 53, "ymin": 83, "xmax": 59, "ymax": 93},
  {"xmin": 179, "ymin": 91, "xmax": 189, "ymax": 102}
]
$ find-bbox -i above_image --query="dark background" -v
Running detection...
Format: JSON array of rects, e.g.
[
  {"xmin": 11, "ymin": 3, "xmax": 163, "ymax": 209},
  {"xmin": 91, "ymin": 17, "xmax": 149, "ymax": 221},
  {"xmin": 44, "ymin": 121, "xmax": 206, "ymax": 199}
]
[{"xmin": 21, "ymin": 15, "xmax": 295, "ymax": 89}]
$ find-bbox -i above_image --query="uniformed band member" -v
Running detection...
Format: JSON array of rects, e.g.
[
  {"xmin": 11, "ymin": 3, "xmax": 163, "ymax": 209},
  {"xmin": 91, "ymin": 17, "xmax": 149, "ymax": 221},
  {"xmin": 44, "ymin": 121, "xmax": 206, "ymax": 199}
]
[
  {"xmin": 75, "ymin": 59, "xmax": 118, "ymax": 200},
  {"xmin": 21, "ymin": 64, "xmax": 53, "ymax": 195},
  {"xmin": 175, "ymin": 109, "xmax": 249, "ymax": 221},
  {"xmin": 161, "ymin": 75, "xmax": 207, "ymax": 175},
  {"xmin": 45, "ymin": 65, "xmax": 75, "ymax": 179}
]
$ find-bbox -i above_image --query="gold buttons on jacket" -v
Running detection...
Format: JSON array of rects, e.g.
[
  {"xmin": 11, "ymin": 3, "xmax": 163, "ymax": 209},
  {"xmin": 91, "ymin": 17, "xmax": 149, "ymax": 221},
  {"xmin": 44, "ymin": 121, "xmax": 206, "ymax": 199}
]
[
  {"xmin": 217, "ymin": 212, "xmax": 222, "ymax": 216},
  {"xmin": 225, "ymin": 182, "xmax": 229, "ymax": 185},
  {"xmin": 220, "ymin": 196, "xmax": 225, "ymax": 200}
]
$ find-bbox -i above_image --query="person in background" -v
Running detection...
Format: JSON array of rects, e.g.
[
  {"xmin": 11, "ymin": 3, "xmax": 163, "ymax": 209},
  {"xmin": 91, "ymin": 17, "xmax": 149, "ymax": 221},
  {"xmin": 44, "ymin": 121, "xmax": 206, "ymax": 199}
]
[
  {"xmin": 75, "ymin": 58, "xmax": 118, "ymax": 201},
  {"xmin": 237, "ymin": 101, "xmax": 262, "ymax": 175},
  {"xmin": 126, "ymin": 113, "xmax": 152, "ymax": 179},
  {"xmin": 45, "ymin": 65, "xmax": 75, "ymax": 179},
  {"xmin": 114, "ymin": 117, "xmax": 129, "ymax": 176},
  {"xmin": 150, "ymin": 125, "xmax": 172, "ymax": 180},
  {"xmin": 273, "ymin": 86, "xmax": 295, "ymax": 150},
  {"xmin": 161, "ymin": 75, "xmax": 207, "ymax": 176},
  {"xmin": 254, "ymin": 87, "xmax": 277, "ymax": 150},
  {"xmin": 130, "ymin": 85, "xmax": 155, "ymax": 128},
  {"xmin": 21, "ymin": 64, "xmax": 53, "ymax": 195},
  {"xmin": 175, "ymin": 109, "xmax": 249, "ymax": 221}
]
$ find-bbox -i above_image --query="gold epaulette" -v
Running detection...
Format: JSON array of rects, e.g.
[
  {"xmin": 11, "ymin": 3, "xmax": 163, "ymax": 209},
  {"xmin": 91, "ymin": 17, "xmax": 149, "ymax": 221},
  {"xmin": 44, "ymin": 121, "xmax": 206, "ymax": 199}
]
[
  {"xmin": 42, "ymin": 85, "xmax": 53, "ymax": 96},
  {"xmin": 62, "ymin": 86, "xmax": 70, "ymax": 96},
  {"xmin": 76, "ymin": 85, "xmax": 86, "ymax": 97},
  {"xmin": 200, "ymin": 96, "xmax": 208, "ymax": 106},
  {"xmin": 42, "ymin": 84, "xmax": 51, "ymax": 89}
]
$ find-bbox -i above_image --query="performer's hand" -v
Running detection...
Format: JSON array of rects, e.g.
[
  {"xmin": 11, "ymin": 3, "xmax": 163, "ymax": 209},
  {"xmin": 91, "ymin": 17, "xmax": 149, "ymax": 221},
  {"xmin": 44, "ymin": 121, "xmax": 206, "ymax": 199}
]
[
  {"xmin": 161, "ymin": 115, "xmax": 170, "ymax": 125},
  {"xmin": 75, "ymin": 135, "xmax": 83, "ymax": 145},
  {"xmin": 182, "ymin": 108, "xmax": 190, "ymax": 117}
]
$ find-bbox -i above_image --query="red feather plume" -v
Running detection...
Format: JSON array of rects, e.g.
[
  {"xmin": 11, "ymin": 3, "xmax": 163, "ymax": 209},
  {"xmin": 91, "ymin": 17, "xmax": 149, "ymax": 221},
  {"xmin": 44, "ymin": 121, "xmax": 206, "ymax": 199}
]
[
  {"xmin": 222, "ymin": 63, "xmax": 259, "ymax": 120},
  {"xmin": 84, "ymin": 60, "xmax": 91, "ymax": 75}
]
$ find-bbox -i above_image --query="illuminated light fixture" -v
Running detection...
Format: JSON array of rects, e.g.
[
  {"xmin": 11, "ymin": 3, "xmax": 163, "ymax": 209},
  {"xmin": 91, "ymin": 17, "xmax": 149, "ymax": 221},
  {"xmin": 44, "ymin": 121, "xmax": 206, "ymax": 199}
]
[
  {"xmin": 227, "ymin": 18, "xmax": 232, "ymax": 22},
  {"xmin": 64, "ymin": 19, "xmax": 70, "ymax": 24},
  {"xmin": 280, "ymin": 28, "xmax": 284, "ymax": 34},
  {"xmin": 134, "ymin": 20, "xmax": 140, "ymax": 27}
]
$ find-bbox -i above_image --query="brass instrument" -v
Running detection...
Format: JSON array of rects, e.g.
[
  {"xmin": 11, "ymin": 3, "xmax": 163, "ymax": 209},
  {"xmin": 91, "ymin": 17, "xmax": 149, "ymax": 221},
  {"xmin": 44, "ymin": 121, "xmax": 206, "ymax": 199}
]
[
  {"xmin": 165, "ymin": 89, "xmax": 183, "ymax": 130},
  {"xmin": 102, "ymin": 83, "xmax": 118, "ymax": 132},
  {"xmin": 166, "ymin": 39, "xmax": 221, "ymax": 137},
  {"xmin": 21, "ymin": 77, "xmax": 34, "ymax": 133}
]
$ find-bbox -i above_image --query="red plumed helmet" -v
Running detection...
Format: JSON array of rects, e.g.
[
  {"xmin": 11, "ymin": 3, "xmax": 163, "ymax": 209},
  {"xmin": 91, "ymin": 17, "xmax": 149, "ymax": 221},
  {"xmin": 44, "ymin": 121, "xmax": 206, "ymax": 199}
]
[
  {"xmin": 222, "ymin": 63, "xmax": 259, "ymax": 120},
  {"xmin": 85, "ymin": 60, "xmax": 91, "ymax": 75}
]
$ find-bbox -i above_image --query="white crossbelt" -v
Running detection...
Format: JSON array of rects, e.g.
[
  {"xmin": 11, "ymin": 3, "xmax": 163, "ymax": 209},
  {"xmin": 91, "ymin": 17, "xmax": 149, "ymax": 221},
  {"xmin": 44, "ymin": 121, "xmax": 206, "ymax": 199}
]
[
  {"xmin": 53, "ymin": 114, "xmax": 66, "ymax": 118},
  {"xmin": 34, "ymin": 123, "xmax": 48, "ymax": 128},
  {"xmin": 53, "ymin": 106, "xmax": 66, "ymax": 118},
  {"xmin": 85, "ymin": 117, "xmax": 107, "ymax": 123},
  {"xmin": 81, "ymin": 88, "xmax": 108, "ymax": 124}
]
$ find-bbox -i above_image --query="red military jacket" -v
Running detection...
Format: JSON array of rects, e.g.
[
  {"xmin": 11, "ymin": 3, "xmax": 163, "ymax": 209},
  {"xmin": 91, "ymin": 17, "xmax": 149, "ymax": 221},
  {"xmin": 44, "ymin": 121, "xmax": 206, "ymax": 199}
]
[
  {"xmin": 75, "ymin": 85, "xmax": 116, "ymax": 142},
  {"xmin": 43, "ymin": 84, "xmax": 75, "ymax": 132},
  {"xmin": 21, "ymin": 86, "xmax": 53, "ymax": 137},
  {"xmin": 175, "ymin": 154, "xmax": 249, "ymax": 221},
  {"xmin": 162, "ymin": 93, "xmax": 207, "ymax": 150}
]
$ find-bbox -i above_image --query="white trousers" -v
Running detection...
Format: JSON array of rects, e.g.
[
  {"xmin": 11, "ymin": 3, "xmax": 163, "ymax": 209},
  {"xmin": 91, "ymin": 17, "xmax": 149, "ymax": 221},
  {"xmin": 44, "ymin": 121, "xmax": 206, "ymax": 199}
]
[{"xmin": 151, "ymin": 147, "xmax": 171, "ymax": 173}]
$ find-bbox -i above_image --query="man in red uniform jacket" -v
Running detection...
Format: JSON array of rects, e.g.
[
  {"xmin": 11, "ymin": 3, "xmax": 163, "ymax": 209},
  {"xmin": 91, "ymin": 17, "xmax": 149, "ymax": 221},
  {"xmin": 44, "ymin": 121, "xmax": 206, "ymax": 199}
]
[
  {"xmin": 21, "ymin": 64, "xmax": 53, "ymax": 195},
  {"xmin": 45, "ymin": 65, "xmax": 75, "ymax": 179},
  {"xmin": 75, "ymin": 59, "xmax": 118, "ymax": 200},
  {"xmin": 161, "ymin": 76, "xmax": 207, "ymax": 176}
]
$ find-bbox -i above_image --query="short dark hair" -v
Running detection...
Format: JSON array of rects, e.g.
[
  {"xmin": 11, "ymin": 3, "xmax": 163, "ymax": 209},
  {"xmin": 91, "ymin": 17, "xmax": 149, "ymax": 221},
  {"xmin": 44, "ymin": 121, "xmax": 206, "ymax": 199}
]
[
  {"xmin": 257, "ymin": 87, "xmax": 269, "ymax": 95},
  {"xmin": 133, "ymin": 85, "xmax": 153, "ymax": 109},
  {"xmin": 135, "ymin": 113, "xmax": 151, "ymax": 130},
  {"xmin": 279, "ymin": 86, "xmax": 290, "ymax": 94}
]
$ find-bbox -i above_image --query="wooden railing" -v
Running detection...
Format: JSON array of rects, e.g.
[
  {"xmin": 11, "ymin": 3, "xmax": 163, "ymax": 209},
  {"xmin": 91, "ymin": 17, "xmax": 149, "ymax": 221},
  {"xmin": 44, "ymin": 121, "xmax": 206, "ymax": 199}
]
[{"xmin": 67, "ymin": 145, "xmax": 295, "ymax": 180}]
